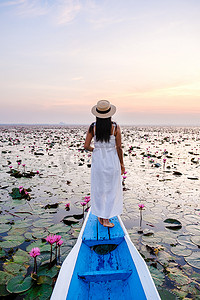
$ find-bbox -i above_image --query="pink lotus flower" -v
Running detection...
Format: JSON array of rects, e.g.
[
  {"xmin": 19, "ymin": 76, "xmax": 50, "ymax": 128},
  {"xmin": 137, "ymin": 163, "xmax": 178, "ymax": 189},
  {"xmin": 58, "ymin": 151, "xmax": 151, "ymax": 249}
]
[
  {"xmin": 124, "ymin": 171, "xmax": 127, "ymax": 174},
  {"xmin": 36, "ymin": 170, "xmax": 39, "ymax": 174},
  {"xmin": 163, "ymin": 158, "xmax": 166, "ymax": 163},
  {"xmin": 65, "ymin": 203, "xmax": 70, "ymax": 208},
  {"xmin": 138, "ymin": 204, "xmax": 145, "ymax": 209},
  {"xmin": 84, "ymin": 196, "xmax": 90, "ymax": 203},
  {"xmin": 19, "ymin": 186, "xmax": 23, "ymax": 189},
  {"xmin": 123, "ymin": 176, "xmax": 127, "ymax": 179},
  {"xmin": 46, "ymin": 234, "xmax": 56, "ymax": 245},
  {"xmin": 22, "ymin": 164, "xmax": 25, "ymax": 167},
  {"xmin": 54, "ymin": 235, "xmax": 61, "ymax": 243},
  {"xmin": 29, "ymin": 247, "xmax": 40, "ymax": 257},
  {"xmin": 9, "ymin": 166, "xmax": 13, "ymax": 168},
  {"xmin": 80, "ymin": 202, "xmax": 87, "ymax": 206},
  {"xmin": 18, "ymin": 162, "xmax": 21, "ymax": 165},
  {"xmin": 57, "ymin": 239, "xmax": 63, "ymax": 246}
]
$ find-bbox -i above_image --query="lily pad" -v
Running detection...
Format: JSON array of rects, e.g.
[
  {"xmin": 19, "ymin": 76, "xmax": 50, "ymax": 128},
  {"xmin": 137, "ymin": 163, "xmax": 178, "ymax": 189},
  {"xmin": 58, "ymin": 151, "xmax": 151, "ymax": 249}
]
[
  {"xmin": 190, "ymin": 236, "xmax": 200, "ymax": 247},
  {"xmin": 48, "ymin": 223, "xmax": 70, "ymax": 234},
  {"xmin": 168, "ymin": 267, "xmax": 190, "ymax": 285},
  {"xmin": 185, "ymin": 251, "xmax": 200, "ymax": 269},
  {"xmin": 3, "ymin": 262, "xmax": 27, "ymax": 276},
  {"xmin": 0, "ymin": 248, "xmax": 6, "ymax": 258},
  {"xmin": 186, "ymin": 224, "xmax": 200, "ymax": 235},
  {"xmin": 33, "ymin": 219, "xmax": 53, "ymax": 228},
  {"xmin": 149, "ymin": 266, "xmax": 165, "ymax": 286},
  {"xmin": 0, "ymin": 224, "xmax": 11, "ymax": 233},
  {"xmin": 37, "ymin": 263, "xmax": 59, "ymax": 278},
  {"xmin": 157, "ymin": 287, "xmax": 177, "ymax": 300},
  {"xmin": 0, "ymin": 271, "xmax": 14, "ymax": 284},
  {"xmin": 170, "ymin": 245, "xmax": 192, "ymax": 257},
  {"xmin": 0, "ymin": 236, "xmax": 25, "ymax": 248},
  {"xmin": 9, "ymin": 188, "xmax": 22, "ymax": 199},
  {"xmin": 13, "ymin": 249, "xmax": 30, "ymax": 264},
  {"xmin": 7, "ymin": 275, "xmax": 33, "ymax": 293},
  {"xmin": 23, "ymin": 283, "xmax": 53, "ymax": 300},
  {"xmin": 62, "ymin": 216, "xmax": 79, "ymax": 225},
  {"xmin": 37, "ymin": 275, "xmax": 52, "ymax": 285},
  {"xmin": 157, "ymin": 250, "xmax": 175, "ymax": 266},
  {"xmin": 14, "ymin": 220, "xmax": 30, "ymax": 228},
  {"xmin": 26, "ymin": 241, "xmax": 50, "ymax": 253},
  {"xmin": 0, "ymin": 284, "xmax": 10, "ymax": 297},
  {"xmin": 177, "ymin": 235, "xmax": 198, "ymax": 249},
  {"xmin": 164, "ymin": 219, "xmax": 182, "ymax": 230}
]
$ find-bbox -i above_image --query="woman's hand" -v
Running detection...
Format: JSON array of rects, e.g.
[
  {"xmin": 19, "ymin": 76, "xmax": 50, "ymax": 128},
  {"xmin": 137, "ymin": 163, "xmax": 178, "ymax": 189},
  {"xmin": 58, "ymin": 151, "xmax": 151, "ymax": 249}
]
[{"xmin": 121, "ymin": 164, "xmax": 125, "ymax": 175}]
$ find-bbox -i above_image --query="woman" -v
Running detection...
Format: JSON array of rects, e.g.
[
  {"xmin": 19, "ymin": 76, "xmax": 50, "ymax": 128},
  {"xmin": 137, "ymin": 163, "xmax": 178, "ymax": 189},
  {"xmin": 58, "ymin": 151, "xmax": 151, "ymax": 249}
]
[{"xmin": 84, "ymin": 100, "xmax": 125, "ymax": 228}]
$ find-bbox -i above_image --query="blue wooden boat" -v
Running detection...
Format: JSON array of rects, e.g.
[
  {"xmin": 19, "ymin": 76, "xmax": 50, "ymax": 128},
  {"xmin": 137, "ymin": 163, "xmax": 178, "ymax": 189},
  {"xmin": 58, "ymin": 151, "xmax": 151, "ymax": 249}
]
[{"xmin": 51, "ymin": 210, "xmax": 161, "ymax": 300}]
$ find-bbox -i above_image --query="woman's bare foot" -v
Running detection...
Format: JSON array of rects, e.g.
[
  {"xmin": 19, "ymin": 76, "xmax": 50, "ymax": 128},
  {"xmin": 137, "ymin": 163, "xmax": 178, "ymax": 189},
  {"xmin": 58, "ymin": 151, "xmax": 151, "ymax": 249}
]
[
  {"xmin": 103, "ymin": 219, "xmax": 114, "ymax": 228},
  {"xmin": 98, "ymin": 217, "xmax": 103, "ymax": 225}
]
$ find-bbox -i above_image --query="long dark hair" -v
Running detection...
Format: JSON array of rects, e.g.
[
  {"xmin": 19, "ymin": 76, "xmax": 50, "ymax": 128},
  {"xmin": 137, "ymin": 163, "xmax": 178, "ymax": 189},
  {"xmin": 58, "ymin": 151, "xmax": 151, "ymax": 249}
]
[{"xmin": 89, "ymin": 117, "xmax": 112, "ymax": 142}]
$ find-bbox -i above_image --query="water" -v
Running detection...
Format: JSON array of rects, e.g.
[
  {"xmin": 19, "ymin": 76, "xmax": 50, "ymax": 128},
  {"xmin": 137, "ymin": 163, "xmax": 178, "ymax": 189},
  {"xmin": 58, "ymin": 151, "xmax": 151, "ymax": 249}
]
[{"xmin": 0, "ymin": 125, "xmax": 200, "ymax": 299}]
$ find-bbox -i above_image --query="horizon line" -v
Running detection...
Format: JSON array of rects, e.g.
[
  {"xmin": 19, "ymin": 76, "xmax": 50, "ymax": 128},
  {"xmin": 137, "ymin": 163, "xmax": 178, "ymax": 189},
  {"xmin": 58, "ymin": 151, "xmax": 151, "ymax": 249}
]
[{"xmin": 0, "ymin": 123, "xmax": 200, "ymax": 127}]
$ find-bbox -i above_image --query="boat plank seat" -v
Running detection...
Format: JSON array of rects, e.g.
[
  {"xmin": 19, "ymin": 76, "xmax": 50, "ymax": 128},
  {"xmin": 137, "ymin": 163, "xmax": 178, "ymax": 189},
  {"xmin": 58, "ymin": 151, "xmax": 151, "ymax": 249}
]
[
  {"xmin": 78, "ymin": 269, "xmax": 132, "ymax": 282},
  {"xmin": 82, "ymin": 213, "xmax": 124, "ymax": 246}
]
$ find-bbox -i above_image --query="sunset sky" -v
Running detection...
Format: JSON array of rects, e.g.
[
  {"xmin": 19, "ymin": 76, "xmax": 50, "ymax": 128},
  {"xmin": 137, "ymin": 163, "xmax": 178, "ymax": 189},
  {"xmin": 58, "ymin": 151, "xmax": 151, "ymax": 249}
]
[{"xmin": 0, "ymin": 0, "xmax": 200, "ymax": 125}]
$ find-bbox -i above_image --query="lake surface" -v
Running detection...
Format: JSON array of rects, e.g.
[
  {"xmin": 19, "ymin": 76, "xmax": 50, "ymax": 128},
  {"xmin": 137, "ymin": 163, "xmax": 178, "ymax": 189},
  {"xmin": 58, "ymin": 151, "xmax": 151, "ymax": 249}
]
[{"xmin": 0, "ymin": 125, "xmax": 200, "ymax": 299}]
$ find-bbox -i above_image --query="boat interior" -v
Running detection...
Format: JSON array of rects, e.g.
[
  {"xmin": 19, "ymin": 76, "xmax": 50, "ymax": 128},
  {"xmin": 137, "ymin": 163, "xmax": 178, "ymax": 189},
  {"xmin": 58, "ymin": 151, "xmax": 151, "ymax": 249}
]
[{"xmin": 66, "ymin": 213, "xmax": 147, "ymax": 300}]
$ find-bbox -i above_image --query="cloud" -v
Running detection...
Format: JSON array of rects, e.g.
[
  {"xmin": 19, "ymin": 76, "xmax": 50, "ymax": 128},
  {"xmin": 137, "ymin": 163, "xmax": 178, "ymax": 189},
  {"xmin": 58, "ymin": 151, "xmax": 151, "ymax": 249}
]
[
  {"xmin": 57, "ymin": 0, "xmax": 81, "ymax": 24},
  {"xmin": 1, "ymin": 0, "xmax": 82, "ymax": 23}
]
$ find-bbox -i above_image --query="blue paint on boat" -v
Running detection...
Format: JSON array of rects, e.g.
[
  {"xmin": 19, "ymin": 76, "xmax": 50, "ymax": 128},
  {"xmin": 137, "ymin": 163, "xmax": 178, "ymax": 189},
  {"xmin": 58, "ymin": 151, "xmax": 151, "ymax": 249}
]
[{"xmin": 51, "ymin": 211, "xmax": 161, "ymax": 300}]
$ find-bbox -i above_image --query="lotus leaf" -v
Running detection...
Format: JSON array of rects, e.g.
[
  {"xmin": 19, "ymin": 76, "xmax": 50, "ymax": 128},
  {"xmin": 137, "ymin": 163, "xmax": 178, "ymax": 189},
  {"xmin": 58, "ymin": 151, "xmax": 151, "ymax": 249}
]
[
  {"xmin": 48, "ymin": 223, "xmax": 70, "ymax": 234},
  {"xmin": 157, "ymin": 287, "xmax": 177, "ymax": 300},
  {"xmin": 0, "ymin": 248, "xmax": 6, "ymax": 258},
  {"xmin": 24, "ymin": 232, "xmax": 34, "ymax": 240},
  {"xmin": 6, "ymin": 275, "xmax": 33, "ymax": 293},
  {"xmin": 164, "ymin": 219, "xmax": 182, "ymax": 230},
  {"xmin": 142, "ymin": 235, "xmax": 162, "ymax": 247},
  {"xmin": 178, "ymin": 235, "xmax": 198, "ymax": 249},
  {"xmin": 185, "ymin": 251, "xmax": 200, "ymax": 269},
  {"xmin": 190, "ymin": 236, "xmax": 200, "ymax": 247},
  {"xmin": 24, "ymin": 283, "xmax": 53, "ymax": 300},
  {"xmin": 13, "ymin": 249, "xmax": 30, "ymax": 264},
  {"xmin": 0, "ymin": 271, "xmax": 14, "ymax": 284},
  {"xmin": 157, "ymin": 250, "xmax": 175, "ymax": 266},
  {"xmin": 186, "ymin": 224, "xmax": 200, "ymax": 235},
  {"xmin": 14, "ymin": 220, "xmax": 30, "ymax": 228},
  {"xmin": 180, "ymin": 281, "xmax": 200, "ymax": 295},
  {"xmin": 1, "ymin": 235, "xmax": 25, "ymax": 248},
  {"xmin": 168, "ymin": 267, "xmax": 190, "ymax": 285},
  {"xmin": 3, "ymin": 262, "xmax": 27, "ymax": 276},
  {"xmin": 170, "ymin": 245, "xmax": 192, "ymax": 257},
  {"xmin": 37, "ymin": 275, "xmax": 52, "ymax": 285},
  {"xmin": 7, "ymin": 227, "xmax": 26, "ymax": 235},
  {"xmin": 37, "ymin": 263, "xmax": 59, "ymax": 278},
  {"xmin": 26, "ymin": 241, "xmax": 50, "ymax": 253},
  {"xmin": 0, "ymin": 224, "xmax": 11, "ymax": 233},
  {"xmin": 10, "ymin": 188, "xmax": 22, "ymax": 199},
  {"xmin": 171, "ymin": 289, "xmax": 187, "ymax": 299},
  {"xmin": 33, "ymin": 219, "xmax": 53, "ymax": 228},
  {"xmin": 0, "ymin": 284, "xmax": 10, "ymax": 297},
  {"xmin": 149, "ymin": 266, "xmax": 165, "ymax": 286}
]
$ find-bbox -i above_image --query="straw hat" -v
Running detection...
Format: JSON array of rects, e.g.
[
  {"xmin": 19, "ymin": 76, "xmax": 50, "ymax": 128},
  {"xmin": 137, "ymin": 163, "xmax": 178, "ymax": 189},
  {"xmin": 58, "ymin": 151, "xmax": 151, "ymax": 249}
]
[{"xmin": 91, "ymin": 100, "xmax": 116, "ymax": 118}]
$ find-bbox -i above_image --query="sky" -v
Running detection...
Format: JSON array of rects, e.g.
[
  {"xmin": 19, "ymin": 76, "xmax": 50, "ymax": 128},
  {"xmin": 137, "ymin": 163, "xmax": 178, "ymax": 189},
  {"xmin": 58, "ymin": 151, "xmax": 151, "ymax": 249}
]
[{"xmin": 0, "ymin": 0, "xmax": 200, "ymax": 125}]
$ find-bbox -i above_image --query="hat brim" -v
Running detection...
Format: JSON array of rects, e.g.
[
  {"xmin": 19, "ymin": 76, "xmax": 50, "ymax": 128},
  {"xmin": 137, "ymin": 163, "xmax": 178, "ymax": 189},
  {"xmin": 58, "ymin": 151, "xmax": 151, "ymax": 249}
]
[{"xmin": 91, "ymin": 104, "xmax": 116, "ymax": 118}]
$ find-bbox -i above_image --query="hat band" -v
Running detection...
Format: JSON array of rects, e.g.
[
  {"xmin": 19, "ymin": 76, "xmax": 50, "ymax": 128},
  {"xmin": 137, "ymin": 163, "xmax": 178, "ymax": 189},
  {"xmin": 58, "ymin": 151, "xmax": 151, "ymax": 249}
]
[{"xmin": 96, "ymin": 107, "xmax": 111, "ymax": 114}]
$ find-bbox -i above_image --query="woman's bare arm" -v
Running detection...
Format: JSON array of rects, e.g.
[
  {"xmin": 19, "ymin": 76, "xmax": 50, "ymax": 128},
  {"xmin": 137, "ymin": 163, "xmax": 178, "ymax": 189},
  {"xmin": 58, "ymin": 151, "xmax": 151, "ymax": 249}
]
[
  {"xmin": 115, "ymin": 125, "xmax": 125, "ymax": 174},
  {"xmin": 84, "ymin": 129, "xmax": 94, "ymax": 152}
]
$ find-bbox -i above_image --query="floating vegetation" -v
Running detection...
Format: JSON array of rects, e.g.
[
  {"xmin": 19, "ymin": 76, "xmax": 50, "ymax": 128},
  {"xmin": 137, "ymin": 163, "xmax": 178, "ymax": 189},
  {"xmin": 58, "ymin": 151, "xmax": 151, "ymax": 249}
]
[{"xmin": 0, "ymin": 125, "xmax": 200, "ymax": 298}]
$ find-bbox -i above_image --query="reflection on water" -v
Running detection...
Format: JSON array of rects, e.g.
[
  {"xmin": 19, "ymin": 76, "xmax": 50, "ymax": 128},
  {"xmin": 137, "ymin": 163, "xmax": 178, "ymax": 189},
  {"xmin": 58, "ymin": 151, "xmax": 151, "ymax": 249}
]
[{"xmin": 0, "ymin": 125, "xmax": 200, "ymax": 299}]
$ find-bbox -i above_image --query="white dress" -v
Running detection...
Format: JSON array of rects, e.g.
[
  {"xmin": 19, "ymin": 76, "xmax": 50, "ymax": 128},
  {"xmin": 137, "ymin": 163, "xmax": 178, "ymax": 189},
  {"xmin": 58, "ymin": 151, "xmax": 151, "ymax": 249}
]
[{"xmin": 91, "ymin": 125, "xmax": 123, "ymax": 219}]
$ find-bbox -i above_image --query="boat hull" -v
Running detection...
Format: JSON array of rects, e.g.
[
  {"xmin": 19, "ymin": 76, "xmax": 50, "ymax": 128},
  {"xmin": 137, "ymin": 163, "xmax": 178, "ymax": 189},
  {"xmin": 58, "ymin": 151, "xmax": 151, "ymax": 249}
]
[{"xmin": 51, "ymin": 211, "xmax": 161, "ymax": 300}]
